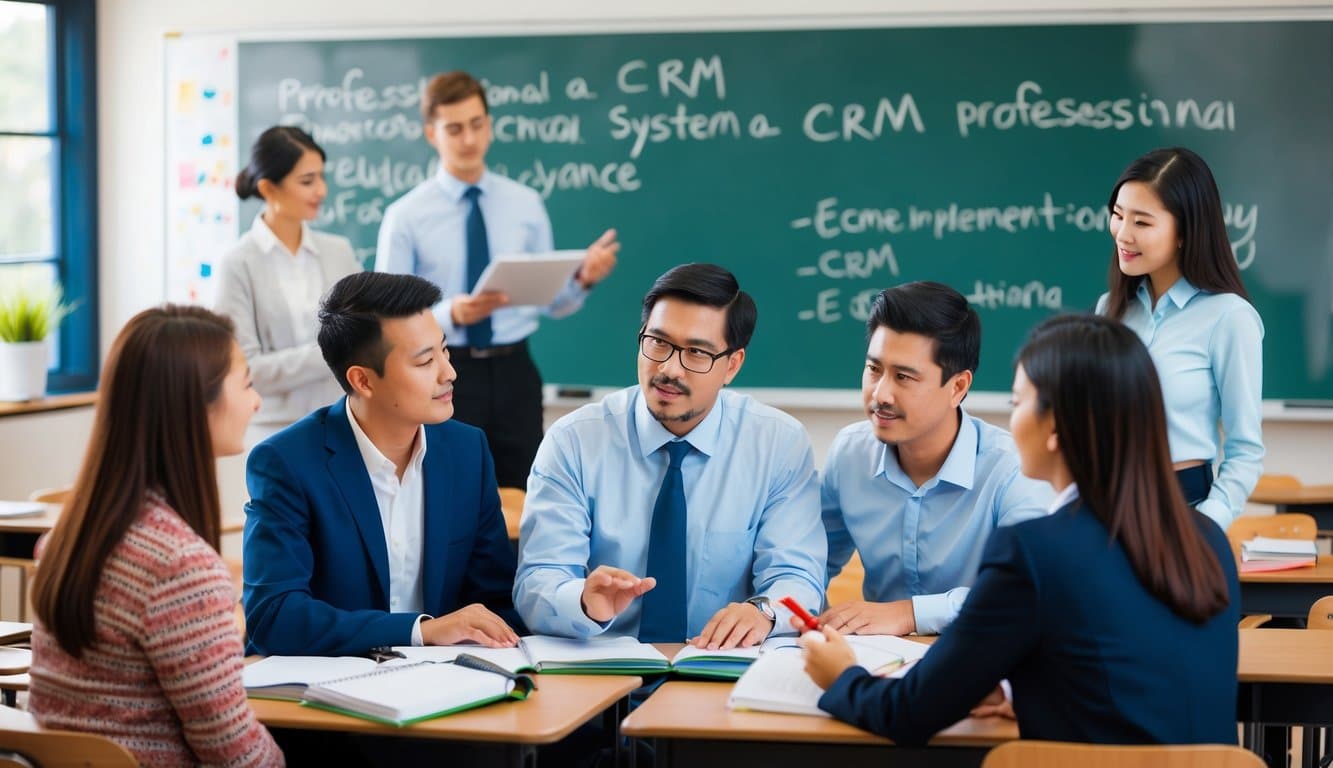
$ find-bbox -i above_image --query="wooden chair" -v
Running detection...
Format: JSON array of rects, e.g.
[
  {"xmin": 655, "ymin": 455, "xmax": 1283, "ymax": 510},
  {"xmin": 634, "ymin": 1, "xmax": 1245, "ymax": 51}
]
[
  {"xmin": 0, "ymin": 711, "xmax": 138, "ymax": 767},
  {"xmin": 825, "ymin": 551, "xmax": 865, "ymax": 608},
  {"xmin": 982, "ymin": 740, "xmax": 1265, "ymax": 767},
  {"xmin": 24, "ymin": 489, "xmax": 69, "ymax": 506},
  {"xmin": 498, "ymin": 487, "xmax": 525, "ymax": 542},
  {"xmin": 0, "ymin": 490, "xmax": 65, "ymax": 623},
  {"xmin": 1309, "ymin": 595, "xmax": 1333, "ymax": 629}
]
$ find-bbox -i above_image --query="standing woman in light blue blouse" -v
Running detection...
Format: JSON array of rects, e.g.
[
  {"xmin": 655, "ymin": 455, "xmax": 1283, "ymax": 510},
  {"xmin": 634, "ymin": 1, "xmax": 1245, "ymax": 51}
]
[
  {"xmin": 1097, "ymin": 146, "xmax": 1264, "ymax": 529},
  {"xmin": 214, "ymin": 126, "xmax": 362, "ymax": 445}
]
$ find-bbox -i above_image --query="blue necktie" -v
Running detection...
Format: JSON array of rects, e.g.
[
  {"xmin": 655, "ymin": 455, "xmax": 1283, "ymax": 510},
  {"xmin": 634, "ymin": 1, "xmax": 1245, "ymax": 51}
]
[
  {"xmin": 463, "ymin": 186, "xmax": 492, "ymax": 349},
  {"xmin": 639, "ymin": 440, "xmax": 690, "ymax": 642}
]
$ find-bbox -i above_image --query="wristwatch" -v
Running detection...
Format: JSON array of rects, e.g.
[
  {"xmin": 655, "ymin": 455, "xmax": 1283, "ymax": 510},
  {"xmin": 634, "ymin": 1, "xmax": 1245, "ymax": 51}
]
[{"xmin": 745, "ymin": 595, "xmax": 777, "ymax": 623}]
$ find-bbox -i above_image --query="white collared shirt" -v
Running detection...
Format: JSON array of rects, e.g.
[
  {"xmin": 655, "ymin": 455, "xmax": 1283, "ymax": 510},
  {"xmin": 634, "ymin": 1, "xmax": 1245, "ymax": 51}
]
[
  {"xmin": 1048, "ymin": 483, "xmax": 1079, "ymax": 513},
  {"xmin": 345, "ymin": 403, "xmax": 428, "ymax": 643},
  {"xmin": 248, "ymin": 212, "xmax": 325, "ymax": 347}
]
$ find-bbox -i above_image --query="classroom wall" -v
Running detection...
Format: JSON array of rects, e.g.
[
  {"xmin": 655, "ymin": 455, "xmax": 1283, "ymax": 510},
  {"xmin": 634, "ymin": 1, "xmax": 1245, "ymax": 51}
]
[{"xmin": 2, "ymin": 0, "xmax": 1331, "ymax": 512}]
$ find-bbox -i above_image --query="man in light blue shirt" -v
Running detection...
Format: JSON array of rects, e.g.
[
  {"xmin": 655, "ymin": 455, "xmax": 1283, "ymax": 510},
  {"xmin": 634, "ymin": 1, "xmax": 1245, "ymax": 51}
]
[
  {"xmin": 515, "ymin": 264, "xmax": 826, "ymax": 648},
  {"xmin": 820, "ymin": 282, "xmax": 1052, "ymax": 636},
  {"xmin": 376, "ymin": 70, "xmax": 619, "ymax": 488}
]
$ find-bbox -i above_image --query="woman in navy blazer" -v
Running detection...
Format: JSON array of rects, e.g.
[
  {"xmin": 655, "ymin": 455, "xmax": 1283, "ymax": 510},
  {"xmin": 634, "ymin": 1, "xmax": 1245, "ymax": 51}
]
[{"xmin": 800, "ymin": 314, "xmax": 1240, "ymax": 746}]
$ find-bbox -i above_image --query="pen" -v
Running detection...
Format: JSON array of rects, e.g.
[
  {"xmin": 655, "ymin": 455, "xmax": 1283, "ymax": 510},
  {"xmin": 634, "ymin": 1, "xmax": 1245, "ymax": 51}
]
[{"xmin": 778, "ymin": 596, "xmax": 821, "ymax": 632}]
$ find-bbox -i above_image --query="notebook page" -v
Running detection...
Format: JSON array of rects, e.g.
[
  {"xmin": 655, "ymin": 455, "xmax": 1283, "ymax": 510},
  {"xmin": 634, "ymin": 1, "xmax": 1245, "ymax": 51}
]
[
  {"xmin": 727, "ymin": 649, "xmax": 829, "ymax": 717},
  {"xmin": 305, "ymin": 662, "xmax": 513, "ymax": 724},
  {"xmin": 520, "ymin": 634, "xmax": 669, "ymax": 665},
  {"xmin": 243, "ymin": 656, "xmax": 377, "ymax": 690}
]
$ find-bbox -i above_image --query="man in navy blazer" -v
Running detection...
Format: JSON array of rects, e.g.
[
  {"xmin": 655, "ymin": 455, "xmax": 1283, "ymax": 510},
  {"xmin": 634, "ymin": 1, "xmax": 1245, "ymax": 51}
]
[{"xmin": 243, "ymin": 271, "xmax": 522, "ymax": 657}]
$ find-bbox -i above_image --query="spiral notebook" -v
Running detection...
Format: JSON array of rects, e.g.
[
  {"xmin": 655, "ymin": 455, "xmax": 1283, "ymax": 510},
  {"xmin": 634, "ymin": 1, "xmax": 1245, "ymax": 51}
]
[
  {"xmin": 728, "ymin": 635, "xmax": 931, "ymax": 717},
  {"xmin": 300, "ymin": 656, "xmax": 535, "ymax": 727}
]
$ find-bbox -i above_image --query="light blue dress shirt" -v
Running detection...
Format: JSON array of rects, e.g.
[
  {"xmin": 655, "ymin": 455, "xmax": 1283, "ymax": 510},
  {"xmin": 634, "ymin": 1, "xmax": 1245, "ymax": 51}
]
[
  {"xmin": 515, "ymin": 387, "xmax": 827, "ymax": 639},
  {"xmin": 821, "ymin": 411, "xmax": 1052, "ymax": 635},
  {"xmin": 1097, "ymin": 278, "xmax": 1265, "ymax": 529},
  {"xmin": 375, "ymin": 169, "xmax": 587, "ymax": 345}
]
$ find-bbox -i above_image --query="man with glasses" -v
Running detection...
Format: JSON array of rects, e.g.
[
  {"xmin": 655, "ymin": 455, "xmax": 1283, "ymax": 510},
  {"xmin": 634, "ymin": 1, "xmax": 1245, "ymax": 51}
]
[{"xmin": 514, "ymin": 263, "xmax": 826, "ymax": 648}]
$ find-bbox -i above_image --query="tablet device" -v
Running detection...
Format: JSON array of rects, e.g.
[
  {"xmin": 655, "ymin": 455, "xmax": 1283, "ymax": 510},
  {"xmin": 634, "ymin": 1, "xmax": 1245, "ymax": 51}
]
[{"xmin": 470, "ymin": 251, "xmax": 585, "ymax": 307}]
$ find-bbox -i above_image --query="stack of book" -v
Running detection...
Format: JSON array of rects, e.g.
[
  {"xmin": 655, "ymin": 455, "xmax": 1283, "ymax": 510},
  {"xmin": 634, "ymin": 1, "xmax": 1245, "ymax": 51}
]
[{"xmin": 1240, "ymin": 536, "xmax": 1318, "ymax": 573}]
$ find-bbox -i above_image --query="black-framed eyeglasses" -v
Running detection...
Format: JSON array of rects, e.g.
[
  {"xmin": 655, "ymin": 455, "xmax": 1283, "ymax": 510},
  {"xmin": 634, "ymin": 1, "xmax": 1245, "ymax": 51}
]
[{"xmin": 638, "ymin": 332, "xmax": 733, "ymax": 374}]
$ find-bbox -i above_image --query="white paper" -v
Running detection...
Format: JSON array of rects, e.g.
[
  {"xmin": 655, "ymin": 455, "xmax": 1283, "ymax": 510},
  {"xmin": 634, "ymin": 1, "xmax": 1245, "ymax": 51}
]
[
  {"xmin": 0, "ymin": 501, "xmax": 45, "ymax": 518},
  {"xmin": 470, "ymin": 251, "xmax": 584, "ymax": 306}
]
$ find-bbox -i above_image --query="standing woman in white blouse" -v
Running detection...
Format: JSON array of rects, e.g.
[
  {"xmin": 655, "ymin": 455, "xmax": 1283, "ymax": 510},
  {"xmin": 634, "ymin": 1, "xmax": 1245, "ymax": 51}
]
[
  {"xmin": 214, "ymin": 126, "xmax": 362, "ymax": 445},
  {"xmin": 1097, "ymin": 146, "xmax": 1264, "ymax": 529}
]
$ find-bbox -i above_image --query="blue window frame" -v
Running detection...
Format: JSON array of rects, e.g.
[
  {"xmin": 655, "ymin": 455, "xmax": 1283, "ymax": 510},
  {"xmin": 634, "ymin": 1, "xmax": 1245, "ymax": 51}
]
[{"xmin": 0, "ymin": 0, "xmax": 98, "ymax": 392}]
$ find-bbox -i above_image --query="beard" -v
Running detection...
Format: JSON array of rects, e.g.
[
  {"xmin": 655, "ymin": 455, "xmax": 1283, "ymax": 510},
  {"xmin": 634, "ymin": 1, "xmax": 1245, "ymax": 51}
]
[{"xmin": 647, "ymin": 374, "xmax": 699, "ymax": 424}]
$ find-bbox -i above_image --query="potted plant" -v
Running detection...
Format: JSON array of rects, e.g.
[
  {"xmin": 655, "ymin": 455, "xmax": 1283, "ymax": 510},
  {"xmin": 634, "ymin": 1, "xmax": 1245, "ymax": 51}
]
[{"xmin": 0, "ymin": 271, "xmax": 78, "ymax": 401}]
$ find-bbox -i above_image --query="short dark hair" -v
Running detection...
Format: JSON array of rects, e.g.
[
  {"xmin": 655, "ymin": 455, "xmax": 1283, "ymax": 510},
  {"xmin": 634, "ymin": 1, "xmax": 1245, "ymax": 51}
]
[
  {"xmin": 318, "ymin": 272, "xmax": 443, "ymax": 394},
  {"xmin": 421, "ymin": 71, "xmax": 488, "ymax": 122},
  {"xmin": 641, "ymin": 263, "xmax": 757, "ymax": 352},
  {"xmin": 866, "ymin": 281, "xmax": 980, "ymax": 383},
  {"xmin": 235, "ymin": 125, "xmax": 325, "ymax": 201}
]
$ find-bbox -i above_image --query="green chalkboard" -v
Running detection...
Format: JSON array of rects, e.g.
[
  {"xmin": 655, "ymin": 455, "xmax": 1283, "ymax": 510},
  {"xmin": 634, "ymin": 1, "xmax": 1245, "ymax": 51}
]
[{"xmin": 235, "ymin": 21, "xmax": 1333, "ymax": 399}]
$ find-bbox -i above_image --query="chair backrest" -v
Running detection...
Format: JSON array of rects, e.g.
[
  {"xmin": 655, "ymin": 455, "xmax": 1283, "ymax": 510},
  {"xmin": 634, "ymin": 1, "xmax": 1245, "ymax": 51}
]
[
  {"xmin": 825, "ymin": 551, "xmax": 865, "ymax": 608},
  {"xmin": 25, "ymin": 488, "xmax": 70, "ymax": 505},
  {"xmin": 982, "ymin": 741, "xmax": 1265, "ymax": 768},
  {"xmin": 1308, "ymin": 595, "xmax": 1333, "ymax": 629},
  {"xmin": 1225, "ymin": 513, "xmax": 1318, "ymax": 557},
  {"xmin": 498, "ymin": 487, "xmax": 525, "ymax": 541},
  {"xmin": 1252, "ymin": 473, "xmax": 1302, "ymax": 495},
  {"xmin": 0, "ymin": 733, "xmax": 139, "ymax": 768}
]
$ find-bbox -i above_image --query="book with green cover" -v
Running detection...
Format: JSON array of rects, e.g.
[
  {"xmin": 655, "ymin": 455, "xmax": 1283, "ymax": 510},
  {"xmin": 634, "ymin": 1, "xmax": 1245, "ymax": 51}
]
[
  {"xmin": 299, "ymin": 658, "xmax": 535, "ymax": 727},
  {"xmin": 389, "ymin": 634, "xmax": 802, "ymax": 680}
]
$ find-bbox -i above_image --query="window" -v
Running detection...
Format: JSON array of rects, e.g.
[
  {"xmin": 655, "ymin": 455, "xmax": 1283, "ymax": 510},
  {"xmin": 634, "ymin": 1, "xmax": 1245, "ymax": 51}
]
[{"xmin": 0, "ymin": 0, "xmax": 97, "ymax": 392}]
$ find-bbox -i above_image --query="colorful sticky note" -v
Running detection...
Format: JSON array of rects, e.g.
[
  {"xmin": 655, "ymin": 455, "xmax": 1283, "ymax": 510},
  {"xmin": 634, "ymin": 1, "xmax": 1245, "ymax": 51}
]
[
  {"xmin": 176, "ymin": 81, "xmax": 197, "ymax": 113},
  {"xmin": 200, "ymin": 263, "xmax": 212, "ymax": 278},
  {"xmin": 201, "ymin": 133, "xmax": 214, "ymax": 146},
  {"xmin": 177, "ymin": 163, "xmax": 198, "ymax": 188},
  {"xmin": 202, "ymin": 87, "xmax": 217, "ymax": 99}
]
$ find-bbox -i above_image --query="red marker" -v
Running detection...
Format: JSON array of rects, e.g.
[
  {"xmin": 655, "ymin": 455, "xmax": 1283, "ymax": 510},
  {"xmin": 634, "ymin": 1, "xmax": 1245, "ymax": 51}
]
[{"xmin": 779, "ymin": 596, "xmax": 821, "ymax": 632}]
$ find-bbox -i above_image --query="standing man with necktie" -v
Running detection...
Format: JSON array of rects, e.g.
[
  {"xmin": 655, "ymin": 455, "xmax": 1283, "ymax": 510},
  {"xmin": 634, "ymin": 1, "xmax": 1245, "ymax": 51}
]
[
  {"xmin": 514, "ymin": 263, "xmax": 826, "ymax": 648},
  {"xmin": 377, "ymin": 71, "xmax": 620, "ymax": 488}
]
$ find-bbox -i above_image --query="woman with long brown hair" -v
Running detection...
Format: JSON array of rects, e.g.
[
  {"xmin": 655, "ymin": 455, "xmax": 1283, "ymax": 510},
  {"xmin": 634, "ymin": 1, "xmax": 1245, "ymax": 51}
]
[
  {"xmin": 798, "ymin": 314, "xmax": 1239, "ymax": 746},
  {"xmin": 28, "ymin": 305, "xmax": 283, "ymax": 766}
]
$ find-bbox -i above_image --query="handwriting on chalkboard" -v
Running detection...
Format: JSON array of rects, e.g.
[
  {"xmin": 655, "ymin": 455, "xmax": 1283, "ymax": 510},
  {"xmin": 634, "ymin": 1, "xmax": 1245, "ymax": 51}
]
[{"xmin": 268, "ymin": 54, "xmax": 1258, "ymax": 325}]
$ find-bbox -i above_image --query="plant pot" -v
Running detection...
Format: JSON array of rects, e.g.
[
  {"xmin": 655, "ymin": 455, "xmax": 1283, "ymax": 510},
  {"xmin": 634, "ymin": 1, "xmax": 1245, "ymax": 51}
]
[{"xmin": 0, "ymin": 341, "xmax": 50, "ymax": 401}]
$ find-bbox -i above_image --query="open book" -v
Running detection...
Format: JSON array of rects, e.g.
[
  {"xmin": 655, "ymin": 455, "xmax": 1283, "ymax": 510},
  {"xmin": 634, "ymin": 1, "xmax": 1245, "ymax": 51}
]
[
  {"xmin": 389, "ymin": 634, "xmax": 797, "ymax": 679},
  {"xmin": 1240, "ymin": 536, "xmax": 1318, "ymax": 572},
  {"xmin": 243, "ymin": 655, "xmax": 408, "ymax": 701},
  {"xmin": 300, "ymin": 658, "xmax": 534, "ymax": 727},
  {"xmin": 728, "ymin": 635, "xmax": 931, "ymax": 717},
  {"xmin": 245, "ymin": 655, "xmax": 533, "ymax": 726}
]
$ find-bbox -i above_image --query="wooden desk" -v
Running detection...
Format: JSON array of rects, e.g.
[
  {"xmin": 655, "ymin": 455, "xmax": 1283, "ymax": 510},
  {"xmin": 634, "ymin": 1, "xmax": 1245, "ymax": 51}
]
[
  {"xmin": 251, "ymin": 673, "xmax": 641, "ymax": 768},
  {"xmin": 622, "ymin": 680, "xmax": 1016, "ymax": 768},
  {"xmin": 1239, "ymin": 558, "xmax": 1333, "ymax": 619},
  {"xmin": 1237, "ymin": 629, "xmax": 1333, "ymax": 768},
  {"xmin": 1249, "ymin": 484, "xmax": 1333, "ymax": 533},
  {"xmin": 0, "ymin": 504, "xmax": 243, "ymax": 556}
]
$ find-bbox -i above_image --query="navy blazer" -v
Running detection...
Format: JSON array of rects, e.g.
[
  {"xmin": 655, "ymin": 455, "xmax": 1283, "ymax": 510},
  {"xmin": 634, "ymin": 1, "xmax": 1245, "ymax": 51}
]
[
  {"xmin": 242, "ymin": 398, "xmax": 521, "ymax": 656},
  {"xmin": 819, "ymin": 501, "xmax": 1240, "ymax": 746}
]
